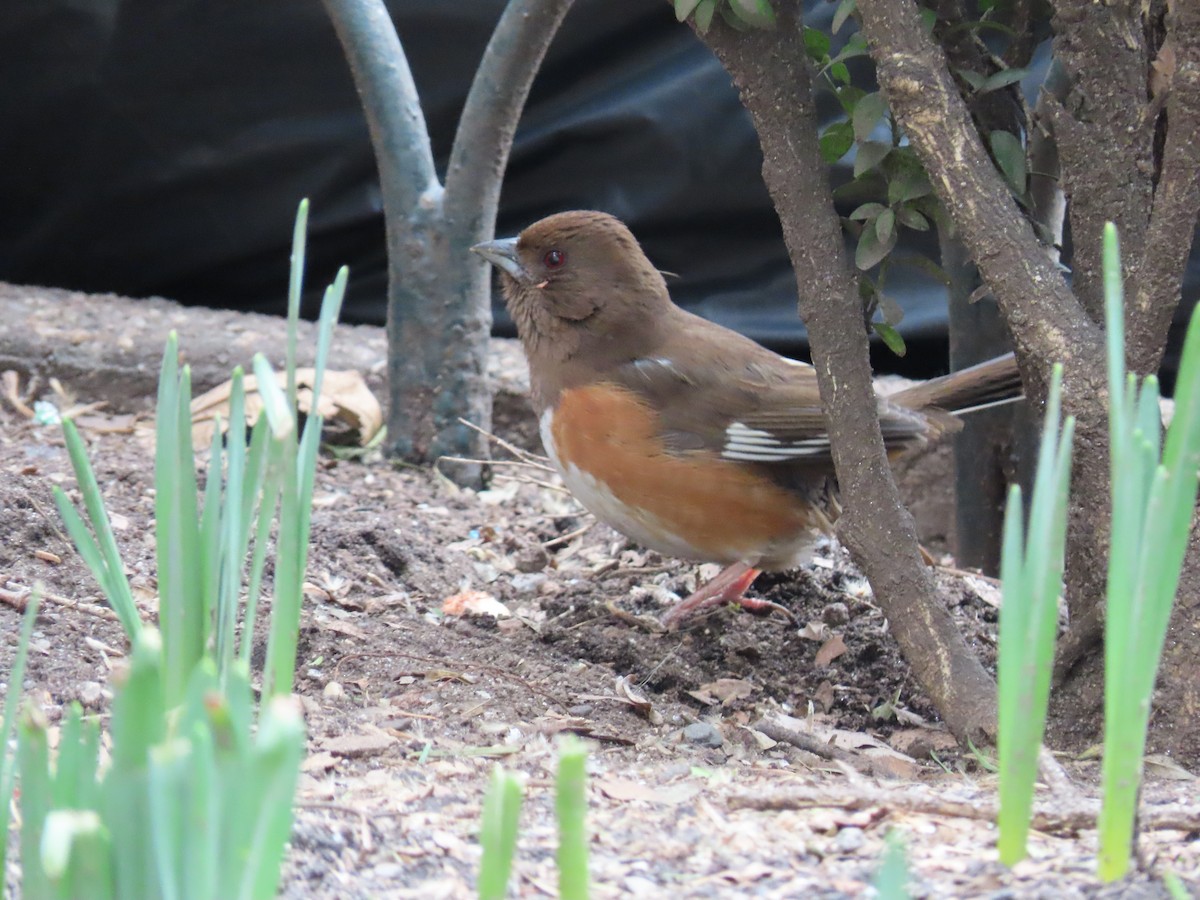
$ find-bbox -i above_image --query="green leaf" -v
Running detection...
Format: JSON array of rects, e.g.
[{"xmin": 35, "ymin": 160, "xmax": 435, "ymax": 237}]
[
  {"xmin": 836, "ymin": 32, "xmax": 869, "ymax": 61},
  {"xmin": 674, "ymin": 0, "xmax": 703, "ymax": 21},
  {"xmin": 919, "ymin": 7, "xmax": 937, "ymax": 33},
  {"xmin": 895, "ymin": 205, "xmax": 930, "ymax": 231},
  {"xmin": 836, "ymin": 84, "xmax": 866, "ymax": 114},
  {"xmin": 873, "ymin": 321, "xmax": 907, "ymax": 356},
  {"xmin": 728, "ymin": 0, "xmax": 776, "ymax": 28},
  {"xmin": 855, "ymin": 217, "xmax": 898, "ymax": 270},
  {"xmin": 877, "ymin": 292, "xmax": 904, "ymax": 326},
  {"xmin": 852, "ymin": 91, "xmax": 887, "ymax": 142},
  {"xmin": 803, "ymin": 26, "xmax": 830, "ymax": 61},
  {"xmin": 981, "ymin": 67, "xmax": 1028, "ymax": 93},
  {"xmin": 876, "ymin": 208, "xmax": 896, "ymax": 244},
  {"xmin": 958, "ymin": 69, "xmax": 986, "ymax": 91},
  {"xmin": 832, "ymin": 0, "xmax": 857, "ymax": 34},
  {"xmin": 853, "ymin": 140, "xmax": 892, "ymax": 178},
  {"xmin": 694, "ymin": 0, "xmax": 717, "ymax": 32},
  {"xmin": 830, "ymin": 61, "xmax": 851, "ymax": 85},
  {"xmin": 849, "ymin": 202, "xmax": 888, "ymax": 221},
  {"xmin": 819, "ymin": 122, "xmax": 855, "ymax": 163},
  {"xmin": 989, "ymin": 130, "xmax": 1027, "ymax": 196},
  {"xmin": 556, "ymin": 737, "xmax": 590, "ymax": 900}
]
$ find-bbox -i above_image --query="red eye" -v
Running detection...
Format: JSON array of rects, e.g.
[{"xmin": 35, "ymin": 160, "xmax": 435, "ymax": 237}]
[{"xmin": 543, "ymin": 249, "xmax": 566, "ymax": 269}]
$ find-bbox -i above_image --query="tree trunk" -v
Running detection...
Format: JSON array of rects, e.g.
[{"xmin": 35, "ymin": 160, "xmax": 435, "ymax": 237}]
[
  {"xmin": 694, "ymin": 3, "xmax": 999, "ymax": 744},
  {"xmin": 322, "ymin": 0, "xmax": 574, "ymax": 486}
]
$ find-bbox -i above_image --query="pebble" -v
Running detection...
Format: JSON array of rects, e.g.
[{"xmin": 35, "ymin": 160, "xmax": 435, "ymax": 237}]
[
  {"xmin": 822, "ymin": 601, "xmax": 850, "ymax": 626},
  {"xmin": 510, "ymin": 572, "xmax": 547, "ymax": 595},
  {"xmin": 682, "ymin": 722, "xmax": 723, "ymax": 748},
  {"xmin": 323, "ymin": 680, "xmax": 345, "ymax": 700},
  {"xmin": 834, "ymin": 826, "xmax": 865, "ymax": 853}
]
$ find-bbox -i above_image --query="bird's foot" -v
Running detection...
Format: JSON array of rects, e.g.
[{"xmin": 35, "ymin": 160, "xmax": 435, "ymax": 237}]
[{"xmin": 660, "ymin": 562, "xmax": 795, "ymax": 630}]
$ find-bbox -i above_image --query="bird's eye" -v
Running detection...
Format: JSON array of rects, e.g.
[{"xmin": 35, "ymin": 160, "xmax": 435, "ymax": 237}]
[{"xmin": 543, "ymin": 249, "xmax": 566, "ymax": 269}]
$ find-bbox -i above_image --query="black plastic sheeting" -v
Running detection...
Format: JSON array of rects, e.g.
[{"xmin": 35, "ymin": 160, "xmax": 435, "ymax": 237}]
[{"xmin": 2, "ymin": 1, "xmax": 1195, "ymax": 377}]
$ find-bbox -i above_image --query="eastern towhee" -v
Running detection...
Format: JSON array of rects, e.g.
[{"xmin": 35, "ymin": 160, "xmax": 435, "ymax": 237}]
[{"xmin": 473, "ymin": 211, "xmax": 1022, "ymax": 628}]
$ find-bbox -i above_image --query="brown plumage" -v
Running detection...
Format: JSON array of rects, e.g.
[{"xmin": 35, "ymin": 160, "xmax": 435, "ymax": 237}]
[{"xmin": 473, "ymin": 211, "xmax": 1022, "ymax": 628}]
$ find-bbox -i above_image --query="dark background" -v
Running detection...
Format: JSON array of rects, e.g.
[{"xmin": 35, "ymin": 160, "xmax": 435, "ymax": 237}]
[{"xmin": 1, "ymin": 0, "xmax": 1195, "ymax": 377}]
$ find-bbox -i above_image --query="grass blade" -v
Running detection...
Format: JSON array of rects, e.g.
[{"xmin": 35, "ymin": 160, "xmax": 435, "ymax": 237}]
[
  {"xmin": 478, "ymin": 766, "xmax": 524, "ymax": 900},
  {"xmin": 556, "ymin": 737, "xmax": 590, "ymax": 900}
]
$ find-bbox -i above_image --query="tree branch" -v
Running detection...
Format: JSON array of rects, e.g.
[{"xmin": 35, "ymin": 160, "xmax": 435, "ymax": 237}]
[
  {"xmin": 855, "ymin": 0, "xmax": 1102, "ymax": 373},
  {"xmin": 694, "ymin": 4, "xmax": 998, "ymax": 743},
  {"xmin": 444, "ymin": 0, "xmax": 576, "ymax": 243},
  {"xmin": 321, "ymin": 0, "xmax": 440, "ymax": 216},
  {"xmin": 1129, "ymin": 6, "xmax": 1200, "ymax": 373}
]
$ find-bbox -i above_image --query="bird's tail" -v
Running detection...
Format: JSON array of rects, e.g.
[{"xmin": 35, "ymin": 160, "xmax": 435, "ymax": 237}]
[{"xmin": 892, "ymin": 352, "xmax": 1024, "ymax": 416}]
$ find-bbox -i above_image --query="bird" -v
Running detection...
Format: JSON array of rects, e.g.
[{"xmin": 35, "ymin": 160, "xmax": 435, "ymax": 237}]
[{"xmin": 472, "ymin": 211, "xmax": 1022, "ymax": 629}]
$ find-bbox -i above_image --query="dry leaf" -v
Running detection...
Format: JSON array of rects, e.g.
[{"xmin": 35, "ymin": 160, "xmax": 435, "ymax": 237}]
[
  {"xmin": 596, "ymin": 777, "xmax": 701, "ymax": 805},
  {"xmin": 798, "ymin": 621, "xmax": 829, "ymax": 641},
  {"xmin": 190, "ymin": 368, "xmax": 382, "ymax": 448},
  {"xmin": 814, "ymin": 633, "xmax": 848, "ymax": 667},
  {"xmin": 441, "ymin": 590, "xmax": 510, "ymax": 618},
  {"xmin": 689, "ymin": 678, "xmax": 756, "ymax": 707}
]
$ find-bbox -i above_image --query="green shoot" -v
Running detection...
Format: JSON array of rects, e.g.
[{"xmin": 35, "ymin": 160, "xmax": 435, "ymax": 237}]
[
  {"xmin": 556, "ymin": 736, "xmax": 590, "ymax": 900},
  {"xmin": 996, "ymin": 363, "xmax": 1074, "ymax": 864},
  {"xmin": 478, "ymin": 766, "xmax": 524, "ymax": 900},
  {"xmin": 874, "ymin": 831, "xmax": 911, "ymax": 899},
  {"xmin": 1098, "ymin": 222, "xmax": 1200, "ymax": 880}
]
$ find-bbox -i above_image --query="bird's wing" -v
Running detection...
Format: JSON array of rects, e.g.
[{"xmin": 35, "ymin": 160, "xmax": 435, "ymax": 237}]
[{"xmin": 607, "ymin": 324, "xmax": 928, "ymax": 468}]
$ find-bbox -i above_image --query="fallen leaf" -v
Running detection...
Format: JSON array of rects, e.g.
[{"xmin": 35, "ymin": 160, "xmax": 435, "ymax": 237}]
[
  {"xmin": 798, "ymin": 621, "xmax": 829, "ymax": 641},
  {"xmin": 596, "ymin": 777, "xmax": 701, "ymax": 805},
  {"xmin": 814, "ymin": 633, "xmax": 848, "ymax": 667},
  {"xmin": 191, "ymin": 368, "xmax": 383, "ymax": 448},
  {"xmin": 441, "ymin": 590, "xmax": 510, "ymax": 618}
]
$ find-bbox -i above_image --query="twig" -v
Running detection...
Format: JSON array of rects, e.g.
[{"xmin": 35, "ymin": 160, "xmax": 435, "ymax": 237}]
[
  {"xmin": 456, "ymin": 417, "xmax": 553, "ymax": 470},
  {"xmin": 0, "ymin": 586, "xmax": 122, "ymax": 623},
  {"xmin": 754, "ymin": 719, "xmax": 867, "ymax": 771},
  {"xmin": 728, "ymin": 783, "xmax": 1200, "ymax": 835},
  {"xmin": 542, "ymin": 523, "xmax": 593, "ymax": 549}
]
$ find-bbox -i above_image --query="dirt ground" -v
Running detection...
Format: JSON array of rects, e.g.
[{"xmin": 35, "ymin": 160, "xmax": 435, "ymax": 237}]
[{"xmin": 0, "ymin": 283, "xmax": 1196, "ymax": 898}]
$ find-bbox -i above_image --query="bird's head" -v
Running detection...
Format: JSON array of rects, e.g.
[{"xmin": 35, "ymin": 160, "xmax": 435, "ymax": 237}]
[{"xmin": 472, "ymin": 211, "xmax": 671, "ymax": 361}]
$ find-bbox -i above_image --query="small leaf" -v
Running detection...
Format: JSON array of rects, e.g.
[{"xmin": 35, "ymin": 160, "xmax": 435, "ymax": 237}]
[
  {"xmin": 830, "ymin": 61, "xmax": 851, "ymax": 85},
  {"xmin": 849, "ymin": 202, "xmax": 887, "ymax": 221},
  {"xmin": 836, "ymin": 84, "xmax": 866, "ymax": 114},
  {"xmin": 853, "ymin": 140, "xmax": 892, "ymax": 178},
  {"xmin": 895, "ymin": 205, "xmax": 930, "ymax": 231},
  {"xmin": 981, "ymin": 67, "xmax": 1028, "ymax": 92},
  {"xmin": 819, "ymin": 121, "xmax": 855, "ymax": 163},
  {"xmin": 958, "ymin": 69, "xmax": 986, "ymax": 90},
  {"xmin": 855, "ymin": 217, "xmax": 898, "ymax": 270},
  {"xmin": 989, "ymin": 130, "xmax": 1027, "ymax": 196},
  {"xmin": 836, "ymin": 32, "xmax": 869, "ymax": 61},
  {"xmin": 718, "ymin": 4, "xmax": 752, "ymax": 31},
  {"xmin": 832, "ymin": 0, "xmax": 857, "ymax": 34},
  {"xmin": 804, "ymin": 26, "xmax": 831, "ymax": 61},
  {"xmin": 887, "ymin": 168, "xmax": 932, "ymax": 205},
  {"xmin": 852, "ymin": 91, "xmax": 888, "ymax": 142},
  {"xmin": 873, "ymin": 321, "xmax": 907, "ymax": 356},
  {"xmin": 878, "ymin": 293, "xmax": 905, "ymax": 326},
  {"xmin": 674, "ymin": 0, "xmax": 703, "ymax": 21},
  {"xmin": 728, "ymin": 0, "xmax": 776, "ymax": 28},
  {"xmin": 919, "ymin": 8, "xmax": 938, "ymax": 34},
  {"xmin": 876, "ymin": 208, "xmax": 895, "ymax": 244},
  {"xmin": 694, "ymin": 0, "xmax": 718, "ymax": 32}
]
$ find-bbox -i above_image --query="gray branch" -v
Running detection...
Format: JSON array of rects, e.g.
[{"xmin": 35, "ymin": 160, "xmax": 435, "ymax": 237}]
[
  {"xmin": 444, "ymin": 0, "xmax": 576, "ymax": 244},
  {"xmin": 321, "ymin": 0, "xmax": 440, "ymax": 216}
]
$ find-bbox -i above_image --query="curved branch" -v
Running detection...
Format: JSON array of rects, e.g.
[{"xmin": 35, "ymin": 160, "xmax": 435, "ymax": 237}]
[
  {"xmin": 321, "ymin": 0, "xmax": 440, "ymax": 216},
  {"xmin": 854, "ymin": 0, "xmax": 1102, "ymax": 373},
  {"xmin": 444, "ymin": 0, "xmax": 576, "ymax": 244}
]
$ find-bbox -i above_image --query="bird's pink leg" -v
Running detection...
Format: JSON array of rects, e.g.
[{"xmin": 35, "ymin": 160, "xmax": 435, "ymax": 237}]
[{"xmin": 660, "ymin": 561, "xmax": 795, "ymax": 630}]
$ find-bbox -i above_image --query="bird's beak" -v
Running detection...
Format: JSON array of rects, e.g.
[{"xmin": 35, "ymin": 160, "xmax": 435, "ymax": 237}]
[{"xmin": 470, "ymin": 237, "xmax": 526, "ymax": 281}]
